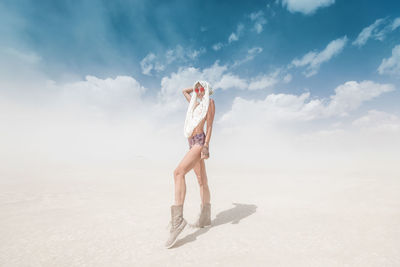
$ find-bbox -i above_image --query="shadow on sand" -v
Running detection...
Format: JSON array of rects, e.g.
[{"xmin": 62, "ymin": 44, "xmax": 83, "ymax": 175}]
[{"xmin": 173, "ymin": 202, "xmax": 257, "ymax": 248}]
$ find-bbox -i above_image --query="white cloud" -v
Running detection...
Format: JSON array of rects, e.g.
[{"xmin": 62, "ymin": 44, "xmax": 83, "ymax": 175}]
[
  {"xmin": 352, "ymin": 18, "xmax": 386, "ymax": 47},
  {"xmin": 232, "ymin": 47, "xmax": 263, "ymax": 67},
  {"xmin": 157, "ymin": 59, "xmax": 266, "ymax": 108},
  {"xmin": 377, "ymin": 44, "xmax": 400, "ymax": 76},
  {"xmin": 267, "ymin": 2, "xmax": 277, "ymax": 17},
  {"xmin": 212, "ymin": 23, "xmax": 245, "ymax": 51},
  {"xmin": 140, "ymin": 45, "xmax": 206, "ymax": 76},
  {"xmin": 228, "ymin": 34, "xmax": 238, "ymax": 43},
  {"xmin": 158, "ymin": 67, "xmax": 204, "ymax": 111},
  {"xmin": 248, "ymin": 69, "xmax": 280, "ymax": 90},
  {"xmin": 218, "ymin": 80, "xmax": 395, "ymax": 126},
  {"xmin": 392, "ymin": 17, "xmax": 400, "ymax": 31},
  {"xmin": 158, "ymin": 60, "xmax": 295, "ymax": 108},
  {"xmin": 157, "ymin": 60, "xmax": 231, "ymax": 112},
  {"xmin": 187, "ymin": 47, "xmax": 207, "ymax": 60},
  {"xmin": 56, "ymin": 75, "xmax": 147, "ymax": 111},
  {"xmin": 228, "ymin": 23, "xmax": 245, "ymax": 43},
  {"xmin": 283, "ymin": 73, "xmax": 292, "ymax": 83},
  {"xmin": 213, "ymin": 89, "xmax": 399, "ymax": 172},
  {"xmin": 217, "ymin": 91, "xmax": 323, "ymax": 127},
  {"xmin": 213, "ymin": 74, "xmax": 248, "ymax": 90},
  {"xmin": 281, "ymin": 0, "xmax": 335, "ymax": 15},
  {"xmin": 3, "ymin": 46, "xmax": 41, "ymax": 64},
  {"xmin": 212, "ymin": 10, "xmax": 267, "ymax": 51},
  {"xmin": 212, "ymin": 42, "xmax": 224, "ymax": 51},
  {"xmin": 140, "ymin": 53, "xmax": 159, "ymax": 75},
  {"xmin": 352, "ymin": 17, "xmax": 400, "ymax": 47},
  {"xmin": 325, "ymin": 80, "xmax": 395, "ymax": 116},
  {"xmin": 157, "ymin": 60, "xmax": 301, "ymax": 115},
  {"xmin": 0, "ymin": 46, "xmax": 48, "ymax": 87},
  {"xmin": 352, "ymin": 110, "xmax": 400, "ymax": 133},
  {"xmin": 248, "ymin": 47, "xmax": 263, "ymax": 54},
  {"xmin": 165, "ymin": 45, "xmax": 206, "ymax": 64},
  {"xmin": 249, "ymin": 10, "xmax": 267, "ymax": 33},
  {"xmin": 1, "ymin": 57, "xmax": 398, "ymax": 175},
  {"xmin": 289, "ymin": 36, "xmax": 348, "ymax": 77},
  {"xmin": 157, "ymin": 61, "xmax": 292, "ymax": 99},
  {"xmin": 2, "ymin": 45, "xmax": 398, "ymax": 176}
]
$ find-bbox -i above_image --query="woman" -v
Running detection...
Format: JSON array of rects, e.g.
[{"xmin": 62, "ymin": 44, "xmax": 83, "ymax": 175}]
[{"xmin": 165, "ymin": 80, "xmax": 216, "ymax": 249}]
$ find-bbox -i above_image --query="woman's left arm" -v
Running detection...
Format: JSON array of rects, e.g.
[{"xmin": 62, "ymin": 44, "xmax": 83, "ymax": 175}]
[{"xmin": 202, "ymin": 99, "xmax": 215, "ymax": 159}]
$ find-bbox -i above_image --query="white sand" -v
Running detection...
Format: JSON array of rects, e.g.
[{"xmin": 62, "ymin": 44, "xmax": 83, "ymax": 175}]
[{"xmin": 0, "ymin": 162, "xmax": 399, "ymax": 267}]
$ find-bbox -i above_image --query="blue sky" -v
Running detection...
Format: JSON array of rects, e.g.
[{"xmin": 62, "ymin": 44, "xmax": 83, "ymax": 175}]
[
  {"xmin": 1, "ymin": 0, "xmax": 400, "ymax": 116},
  {"xmin": 1, "ymin": 0, "xmax": 400, "ymax": 171}
]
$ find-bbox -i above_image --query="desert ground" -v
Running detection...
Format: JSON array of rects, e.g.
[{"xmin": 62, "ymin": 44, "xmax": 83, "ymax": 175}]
[{"xmin": 1, "ymin": 158, "xmax": 399, "ymax": 267}]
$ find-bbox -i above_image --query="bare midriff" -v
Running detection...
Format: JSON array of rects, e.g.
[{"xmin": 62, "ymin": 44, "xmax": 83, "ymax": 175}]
[{"xmin": 189, "ymin": 102, "xmax": 207, "ymax": 138}]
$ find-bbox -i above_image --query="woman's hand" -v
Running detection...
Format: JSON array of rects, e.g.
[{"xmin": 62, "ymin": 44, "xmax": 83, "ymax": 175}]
[{"xmin": 201, "ymin": 146, "xmax": 209, "ymax": 160}]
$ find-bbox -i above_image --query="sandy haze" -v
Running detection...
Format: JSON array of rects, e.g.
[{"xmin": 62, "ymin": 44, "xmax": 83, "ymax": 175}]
[{"xmin": 1, "ymin": 77, "xmax": 400, "ymax": 266}]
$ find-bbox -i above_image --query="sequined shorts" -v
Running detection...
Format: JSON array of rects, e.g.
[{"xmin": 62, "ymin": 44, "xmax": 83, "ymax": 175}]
[{"xmin": 188, "ymin": 132, "xmax": 206, "ymax": 149}]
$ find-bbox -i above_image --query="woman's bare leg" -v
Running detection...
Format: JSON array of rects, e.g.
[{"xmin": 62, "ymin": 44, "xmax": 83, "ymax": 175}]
[
  {"xmin": 193, "ymin": 158, "xmax": 210, "ymax": 204},
  {"xmin": 173, "ymin": 144, "xmax": 203, "ymax": 205}
]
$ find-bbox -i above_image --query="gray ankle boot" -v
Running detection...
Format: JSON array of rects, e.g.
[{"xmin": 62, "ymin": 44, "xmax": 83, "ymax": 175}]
[
  {"xmin": 190, "ymin": 203, "xmax": 211, "ymax": 228},
  {"xmin": 165, "ymin": 204, "xmax": 187, "ymax": 248}
]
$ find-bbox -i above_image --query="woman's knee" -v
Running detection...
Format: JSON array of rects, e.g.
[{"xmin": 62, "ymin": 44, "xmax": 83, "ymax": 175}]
[
  {"xmin": 174, "ymin": 167, "xmax": 185, "ymax": 178},
  {"xmin": 197, "ymin": 176, "xmax": 208, "ymax": 187}
]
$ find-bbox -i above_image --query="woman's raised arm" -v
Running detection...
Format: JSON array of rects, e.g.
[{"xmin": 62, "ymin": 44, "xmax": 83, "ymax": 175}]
[{"xmin": 182, "ymin": 87, "xmax": 193, "ymax": 103}]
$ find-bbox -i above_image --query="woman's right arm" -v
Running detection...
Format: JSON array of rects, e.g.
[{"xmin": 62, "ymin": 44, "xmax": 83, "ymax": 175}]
[{"xmin": 182, "ymin": 87, "xmax": 193, "ymax": 103}]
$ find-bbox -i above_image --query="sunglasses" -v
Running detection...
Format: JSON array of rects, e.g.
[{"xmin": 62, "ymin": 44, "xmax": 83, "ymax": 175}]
[{"xmin": 195, "ymin": 87, "xmax": 205, "ymax": 93}]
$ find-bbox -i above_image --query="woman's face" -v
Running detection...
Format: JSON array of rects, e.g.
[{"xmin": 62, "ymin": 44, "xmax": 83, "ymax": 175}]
[{"xmin": 195, "ymin": 83, "xmax": 205, "ymax": 99}]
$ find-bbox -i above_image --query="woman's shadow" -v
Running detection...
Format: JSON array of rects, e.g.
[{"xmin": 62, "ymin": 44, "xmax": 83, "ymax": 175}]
[{"xmin": 173, "ymin": 202, "xmax": 257, "ymax": 248}]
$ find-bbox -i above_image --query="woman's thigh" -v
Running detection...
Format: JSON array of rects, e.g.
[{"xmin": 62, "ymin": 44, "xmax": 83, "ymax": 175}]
[{"xmin": 175, "ymin": 144, "xmax": 203, "ymax": 176}]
